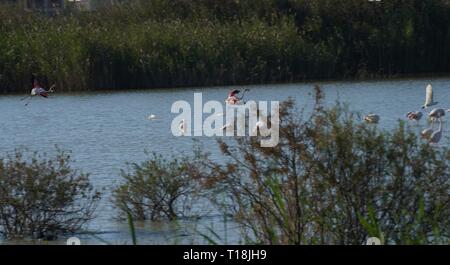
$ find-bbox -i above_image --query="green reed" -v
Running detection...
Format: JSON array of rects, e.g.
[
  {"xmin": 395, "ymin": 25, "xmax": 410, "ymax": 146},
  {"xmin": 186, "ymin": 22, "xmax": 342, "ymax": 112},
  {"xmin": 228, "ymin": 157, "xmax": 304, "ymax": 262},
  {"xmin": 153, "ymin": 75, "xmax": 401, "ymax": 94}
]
[{"xmin": 1, "ymin": 0, "xmax": 450, "ymax": 93}]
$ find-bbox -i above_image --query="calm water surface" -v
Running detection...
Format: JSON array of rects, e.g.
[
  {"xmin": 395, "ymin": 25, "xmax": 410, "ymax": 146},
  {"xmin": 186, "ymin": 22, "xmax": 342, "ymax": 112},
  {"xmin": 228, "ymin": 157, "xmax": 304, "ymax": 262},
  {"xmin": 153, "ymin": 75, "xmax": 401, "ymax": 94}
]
[{"xmin": 1, "ymin": 78, "xmax": 450, "ymax": 244}]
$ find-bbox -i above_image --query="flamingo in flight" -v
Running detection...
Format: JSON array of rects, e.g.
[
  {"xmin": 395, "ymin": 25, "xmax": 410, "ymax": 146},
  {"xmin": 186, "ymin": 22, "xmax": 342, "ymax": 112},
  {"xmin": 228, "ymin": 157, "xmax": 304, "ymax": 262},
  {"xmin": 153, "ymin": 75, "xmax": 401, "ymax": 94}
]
[
  {"xmin": 22, "ymin": 75, "xmax": 55, "ymax": 106},
  {"xmin": 225, "ymin": 88, "xmax": 250, "ymax": 106}
]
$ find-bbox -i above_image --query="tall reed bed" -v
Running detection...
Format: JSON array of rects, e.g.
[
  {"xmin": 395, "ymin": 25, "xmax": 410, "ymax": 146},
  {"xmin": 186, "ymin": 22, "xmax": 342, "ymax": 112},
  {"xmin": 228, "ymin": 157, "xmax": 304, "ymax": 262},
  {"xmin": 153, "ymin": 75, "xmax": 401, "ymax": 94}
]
[
  {"xmin": 0, "ymin": 6, "xmax": 313, "ymax": 92},
  {"xmin": 1, "ymin": 0, "xmax": 450, "ymax": 93}
]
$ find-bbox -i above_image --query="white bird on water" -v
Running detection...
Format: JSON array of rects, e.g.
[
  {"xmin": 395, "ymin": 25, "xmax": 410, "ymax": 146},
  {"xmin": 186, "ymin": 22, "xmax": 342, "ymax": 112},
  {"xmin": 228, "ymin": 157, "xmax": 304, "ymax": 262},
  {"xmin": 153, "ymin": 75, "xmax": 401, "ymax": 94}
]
[
  {"xmin": 253, "ymin": 120, "xmax": 267, "ymax": 135},
  {"xmin": 406, "ymin": 111, "xmax": 423, "ymax": 122},
  {"xmin": 148, "ymin": 114, "xmax": 157, "ymax": 120},
  {"xmin": 421, "ymin": 118, "xmax": 435, "ymax": 140},
  {"xmin": 422, "ymin": 84, "xmax": 438, "ymax": 109},
  {"xmin": 428, "ymin": 108, "xmax": 446, "ymax": 121},
  {"xmin": 221, "ymin": 122, "xmax": 233, "ymax": 131},
  {"xmin": 429, "ymin": 119, "xmax": 444, "ymax": 144},
  {"xmin": 364, "ymin": 113, "xmax": 380, "ymax": 124},
  {"xmin": 179, "ymin": 119, "xmax": 187, "ymax": 135},
  {"xmin": 421, "ymin": 127, "xmax": 434, "ymax": 140}
]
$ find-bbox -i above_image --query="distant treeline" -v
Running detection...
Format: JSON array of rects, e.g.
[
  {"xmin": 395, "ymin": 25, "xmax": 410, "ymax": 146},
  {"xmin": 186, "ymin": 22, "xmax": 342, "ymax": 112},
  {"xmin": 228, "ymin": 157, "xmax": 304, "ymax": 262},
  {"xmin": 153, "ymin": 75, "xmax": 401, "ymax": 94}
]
[{"xmin": 1, "ymin": 0, "xmax": 450, "ymax": 93}]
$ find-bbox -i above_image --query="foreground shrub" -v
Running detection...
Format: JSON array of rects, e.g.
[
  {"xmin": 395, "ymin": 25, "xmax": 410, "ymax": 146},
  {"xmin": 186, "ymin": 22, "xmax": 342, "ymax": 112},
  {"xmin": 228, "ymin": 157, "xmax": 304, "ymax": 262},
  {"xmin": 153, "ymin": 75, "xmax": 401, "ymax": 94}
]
[
  {"xmin": 113, "ymin": 154, "xmax": 200, "ymax": 221},
  {"xmin": 195, "ymin": 88, "xmax": 450, "ymax": 245},
  {"xmin": 0, "ymin": 149, "xmax": 100, "ymax": 240}
]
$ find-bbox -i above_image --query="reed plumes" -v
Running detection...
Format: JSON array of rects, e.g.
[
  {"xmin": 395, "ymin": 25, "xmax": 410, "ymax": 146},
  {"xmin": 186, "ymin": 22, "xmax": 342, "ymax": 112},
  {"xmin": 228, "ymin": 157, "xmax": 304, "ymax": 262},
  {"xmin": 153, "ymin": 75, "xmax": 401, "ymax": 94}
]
[{"xmin": 1, "ymin": 0, "xmax": 450, "ymax": 93}]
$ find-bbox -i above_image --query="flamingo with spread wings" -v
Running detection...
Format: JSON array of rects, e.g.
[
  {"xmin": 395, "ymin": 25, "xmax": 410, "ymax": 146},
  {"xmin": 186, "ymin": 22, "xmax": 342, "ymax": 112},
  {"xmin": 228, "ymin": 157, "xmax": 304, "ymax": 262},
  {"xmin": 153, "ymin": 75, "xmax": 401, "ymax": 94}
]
[
  {"xmin": 21, "ymin": 75, "xmax": 55, "ymax": 106},
  {"xmin": 225, "ymin": 88, "xmax": 250, "ymax": 106}
]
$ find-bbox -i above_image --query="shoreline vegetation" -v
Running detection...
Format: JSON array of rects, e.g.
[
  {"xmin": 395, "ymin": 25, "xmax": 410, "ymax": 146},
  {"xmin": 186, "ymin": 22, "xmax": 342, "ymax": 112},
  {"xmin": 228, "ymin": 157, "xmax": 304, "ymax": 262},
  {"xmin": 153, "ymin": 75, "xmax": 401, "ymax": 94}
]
[
  {"xmin": 1, "ymin": 88, "xmax": 448, "ymax": 244},
  {"xmin": 1, "ymin": 0, "xmax": 450, "ymax": 94}
]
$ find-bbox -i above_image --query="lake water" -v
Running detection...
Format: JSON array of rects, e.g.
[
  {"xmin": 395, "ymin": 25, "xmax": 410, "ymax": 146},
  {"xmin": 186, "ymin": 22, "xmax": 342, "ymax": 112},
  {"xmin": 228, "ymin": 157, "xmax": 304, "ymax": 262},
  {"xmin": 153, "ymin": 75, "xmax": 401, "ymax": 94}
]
[{"xmin": 1, "ymin": 77, "xmax": 450, "ymax": 244}]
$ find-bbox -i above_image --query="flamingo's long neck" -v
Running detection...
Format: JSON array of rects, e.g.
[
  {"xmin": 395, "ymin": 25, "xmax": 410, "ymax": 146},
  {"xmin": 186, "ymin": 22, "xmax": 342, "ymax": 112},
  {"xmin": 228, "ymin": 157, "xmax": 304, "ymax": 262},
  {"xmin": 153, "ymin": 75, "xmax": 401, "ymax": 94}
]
[{"xmin": 238, "ymin": 90, "xmax": 246, "ymax": 100}]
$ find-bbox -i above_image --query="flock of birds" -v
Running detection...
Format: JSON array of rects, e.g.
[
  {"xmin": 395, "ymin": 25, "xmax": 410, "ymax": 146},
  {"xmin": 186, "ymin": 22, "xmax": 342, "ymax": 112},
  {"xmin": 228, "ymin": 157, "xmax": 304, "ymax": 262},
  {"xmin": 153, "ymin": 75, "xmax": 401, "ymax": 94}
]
[
  {"xmin": 148, "ymin": 88, "xmax": 265, "ymax": 135},
  {"xmin": 364, "ymin": 84, "xmax": 448, "ymax": 144},
  {"xmin": 24, "ymin": 75, "xmax": 447, "ymax": 144}
]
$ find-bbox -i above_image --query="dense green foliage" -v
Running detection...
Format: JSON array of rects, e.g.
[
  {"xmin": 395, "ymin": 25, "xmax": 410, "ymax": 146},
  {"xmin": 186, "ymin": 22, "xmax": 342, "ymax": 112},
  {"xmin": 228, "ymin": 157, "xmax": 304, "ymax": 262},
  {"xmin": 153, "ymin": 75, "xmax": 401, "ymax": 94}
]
[{"xmin": 1, "ymin": 0, "xmax": 450, "ymax": 93}]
